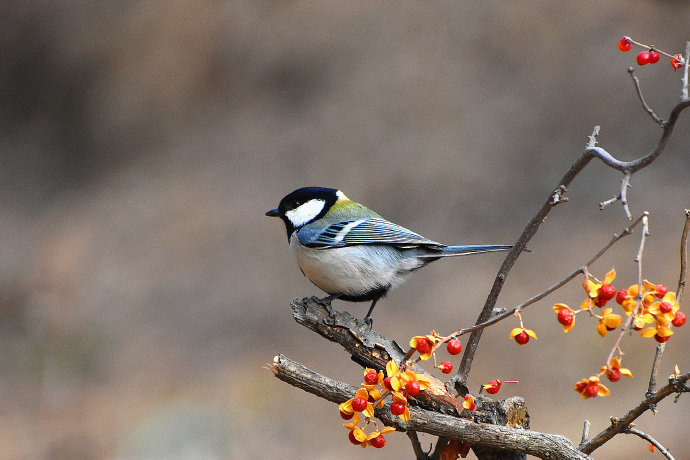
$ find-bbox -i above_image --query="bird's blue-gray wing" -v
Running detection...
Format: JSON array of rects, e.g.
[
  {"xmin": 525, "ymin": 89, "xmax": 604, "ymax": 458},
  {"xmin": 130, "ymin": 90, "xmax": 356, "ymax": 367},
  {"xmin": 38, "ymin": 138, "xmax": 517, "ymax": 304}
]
[{"xmin": 298, "ymin": 218, "xmax": 445, "ymax": 249}]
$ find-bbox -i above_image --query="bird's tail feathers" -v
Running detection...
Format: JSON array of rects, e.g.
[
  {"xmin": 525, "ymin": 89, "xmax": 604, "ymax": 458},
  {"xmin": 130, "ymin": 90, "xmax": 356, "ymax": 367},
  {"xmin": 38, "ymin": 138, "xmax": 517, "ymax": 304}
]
[{"xmin": 421, "ymin": 244, "xmax": 514, "ymax": 258}]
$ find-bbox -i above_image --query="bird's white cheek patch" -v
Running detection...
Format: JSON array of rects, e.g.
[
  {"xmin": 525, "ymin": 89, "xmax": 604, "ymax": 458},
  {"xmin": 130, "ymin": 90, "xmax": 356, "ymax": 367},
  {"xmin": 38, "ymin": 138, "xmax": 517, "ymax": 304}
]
[{"xmin": 285, "ymin": 199, "xmax": 326, "ymax": 227}]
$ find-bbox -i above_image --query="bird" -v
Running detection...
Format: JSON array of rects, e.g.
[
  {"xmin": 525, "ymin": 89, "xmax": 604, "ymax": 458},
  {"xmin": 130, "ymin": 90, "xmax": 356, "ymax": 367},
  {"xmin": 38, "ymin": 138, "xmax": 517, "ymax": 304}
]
[{"xmin": 266, "ymin": 186, "xmax": 513, "ymax": 323}]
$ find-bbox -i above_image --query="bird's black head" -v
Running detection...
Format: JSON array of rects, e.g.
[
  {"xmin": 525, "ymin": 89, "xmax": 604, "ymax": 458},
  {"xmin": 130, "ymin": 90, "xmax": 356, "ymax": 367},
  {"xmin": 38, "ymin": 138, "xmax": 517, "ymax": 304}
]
[{"xmin": 266, "ymin": 187, "xmax": 341, "ymax": 239}]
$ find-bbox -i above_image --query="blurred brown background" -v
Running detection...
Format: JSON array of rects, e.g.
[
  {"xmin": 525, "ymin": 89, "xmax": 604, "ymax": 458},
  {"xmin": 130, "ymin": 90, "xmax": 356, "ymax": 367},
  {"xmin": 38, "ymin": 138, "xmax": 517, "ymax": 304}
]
[{"xmin": 1, "ymin": 1, "xmax": 689, "ymax": 459}]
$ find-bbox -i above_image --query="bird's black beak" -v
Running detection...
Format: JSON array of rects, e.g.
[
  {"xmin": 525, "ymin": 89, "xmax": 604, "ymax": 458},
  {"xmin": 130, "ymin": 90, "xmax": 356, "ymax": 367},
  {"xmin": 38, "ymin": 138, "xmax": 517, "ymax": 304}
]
[{"xmin": 265, "ymin": 208, "xmax": 280, "ymax": 217}]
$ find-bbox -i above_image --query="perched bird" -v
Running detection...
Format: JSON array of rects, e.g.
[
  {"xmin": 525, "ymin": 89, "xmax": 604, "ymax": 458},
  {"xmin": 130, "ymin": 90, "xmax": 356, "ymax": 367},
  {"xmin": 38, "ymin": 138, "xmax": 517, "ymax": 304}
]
[{"xmin": 266, "ymin": 187, "xmax": 513, "ymax": 322}]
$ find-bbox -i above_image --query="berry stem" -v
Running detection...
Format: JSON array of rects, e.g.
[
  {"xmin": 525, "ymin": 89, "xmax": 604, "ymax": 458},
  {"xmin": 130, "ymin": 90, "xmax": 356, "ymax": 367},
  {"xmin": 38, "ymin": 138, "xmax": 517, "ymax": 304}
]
[{"xmin": 626, "ymin": 37, "xmax": 685, "ymax": 63}]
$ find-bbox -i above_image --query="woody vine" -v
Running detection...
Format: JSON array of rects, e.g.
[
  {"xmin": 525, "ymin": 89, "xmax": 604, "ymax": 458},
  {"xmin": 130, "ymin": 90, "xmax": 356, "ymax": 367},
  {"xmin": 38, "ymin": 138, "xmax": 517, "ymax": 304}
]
[{"xmin": 271, "ymin": 38, "xmax": 690, "ymax": 459}]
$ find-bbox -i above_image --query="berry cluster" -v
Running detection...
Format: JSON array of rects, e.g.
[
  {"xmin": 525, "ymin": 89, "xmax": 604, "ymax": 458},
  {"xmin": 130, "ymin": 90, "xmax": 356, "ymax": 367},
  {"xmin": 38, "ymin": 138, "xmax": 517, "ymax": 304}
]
[
  {"xmin": 551, "ymin": 269, "xmax": 684, "ymax": 398},
  {"xmin": 617, "ymin": 36, "xmax": 685, "ymax": 70},
  {"xmin": 338, "ymin": 358, "xmax": 433, "ymax": 448}
]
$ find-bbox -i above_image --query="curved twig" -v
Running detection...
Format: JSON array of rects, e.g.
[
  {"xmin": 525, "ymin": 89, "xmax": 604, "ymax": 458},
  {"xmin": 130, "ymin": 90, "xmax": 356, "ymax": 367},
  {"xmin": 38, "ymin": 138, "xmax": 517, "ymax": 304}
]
[{"xmin": 625, "ymin": 427, "xmax": 675, "ymax": 460}]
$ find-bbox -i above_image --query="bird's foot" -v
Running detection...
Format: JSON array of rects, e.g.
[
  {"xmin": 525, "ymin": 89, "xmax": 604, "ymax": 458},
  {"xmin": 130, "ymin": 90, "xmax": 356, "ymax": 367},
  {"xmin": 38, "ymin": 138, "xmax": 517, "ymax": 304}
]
[{"xmin": 319, "ymin": 295, "xmax": 339, "ymax": 325}]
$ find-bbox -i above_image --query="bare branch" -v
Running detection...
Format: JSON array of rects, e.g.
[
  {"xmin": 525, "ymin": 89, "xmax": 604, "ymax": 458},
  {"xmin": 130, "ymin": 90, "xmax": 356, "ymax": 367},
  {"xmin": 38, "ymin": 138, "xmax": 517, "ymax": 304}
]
[
  {"xmin": 628, "ymin": 67, "xmax": 666, "ymax": 127},
  {"xmin": 625, "ymin": 427, "xmax": 675, "ymax": 460},
  {"xmin": 456, "ymin": 78, "xmax": 690, "ymax": 388},
  {"xmin": 678, "ymin": 209, "xmax": 690, "ymax": 302}
]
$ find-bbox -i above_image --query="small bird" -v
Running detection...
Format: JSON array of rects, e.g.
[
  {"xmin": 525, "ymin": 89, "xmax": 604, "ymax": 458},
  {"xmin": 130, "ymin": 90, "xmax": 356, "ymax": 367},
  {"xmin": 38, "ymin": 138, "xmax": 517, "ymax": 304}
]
[{"xmin": 266, "ymin": 187, "xmax": 513, "ymax": 323}]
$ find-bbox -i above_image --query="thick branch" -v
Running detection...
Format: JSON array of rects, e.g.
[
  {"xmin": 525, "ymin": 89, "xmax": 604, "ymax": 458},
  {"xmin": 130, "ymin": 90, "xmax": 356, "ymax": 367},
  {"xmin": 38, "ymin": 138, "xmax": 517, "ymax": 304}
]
[{"xmin": 273, "ymin": 354, "xmax": 591, "ymax": 460}]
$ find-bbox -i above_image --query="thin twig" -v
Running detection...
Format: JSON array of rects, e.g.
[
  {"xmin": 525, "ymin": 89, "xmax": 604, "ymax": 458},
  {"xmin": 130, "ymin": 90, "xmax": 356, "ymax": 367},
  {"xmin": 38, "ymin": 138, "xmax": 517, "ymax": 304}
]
[
  {"xmin": 620, "ymin": 173, "xmax": 632, "ymax": 220},
  {"xmin": 580, "ymin": 420, "xmax": 590, "ymax": 446},
  {"xmin": 445, "ymin": 214, "xmax": 647, "ymax": 343},
  {"xmin": 682, "ymin": 41, "xmax": 689, "ymax": 100},
  {"xmin": 605, "ymin": 215, "xmax": 648, "ymax": 370},
  {"xmin": 628, "ymin": 67, "xmax": 666, "ymax": 127},
  {"xmin": 677, "ymin": 209, "xmax": 690, "ymax": 302},
  {"xmin": 625, "ymin": 427, "xmax": 675, "ymax": 460},
  {"xmin": 407, "ymin": 431, "xmax": 429, "ymax": 459}
]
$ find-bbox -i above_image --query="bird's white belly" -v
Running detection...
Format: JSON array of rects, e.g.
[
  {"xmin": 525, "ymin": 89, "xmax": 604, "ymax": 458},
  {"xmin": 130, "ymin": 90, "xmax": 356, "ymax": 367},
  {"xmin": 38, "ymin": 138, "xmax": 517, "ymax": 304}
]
[{"xmin": 291, "ymin": 239, "xmax": 419, "ymax": 297}]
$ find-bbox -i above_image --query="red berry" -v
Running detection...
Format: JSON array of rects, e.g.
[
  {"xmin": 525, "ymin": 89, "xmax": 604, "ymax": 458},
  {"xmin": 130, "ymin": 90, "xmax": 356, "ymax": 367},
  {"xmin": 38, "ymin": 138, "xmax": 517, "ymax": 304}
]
[
  {"xmin": 672, "ymin": 311, "xmax": 687, "ymax": 328},
  {"xmin": 514, "ymin": 330, "xmax": 530, "ymax": 345},
  {"xmin": 557, "ymin": 308, "xmax": 574, "ymax": 326},
  {"xmin": 606, "ymin": 368, "xmax": 621, "ymax": 382},
  {"xmin": 340, "ymin": 410, "xmax": 354, "ymax": 420},
  {"xmin": 594, "ymin": 296, "xmax": 608, "ymax": 308},
  {"xmin": 446, "ymin": 339, "xmax": 462, "ymax": 355},
  {"xmin": 370, "ymin": 434, "xmax": 386, "ymax": 448},
  {"xmin": 390, "ymin": 402, "xmax": 405, "ymax": 416},
  {"xmin": 383, "ymin": 377, "xmax": 393, "ymax": 391},
  {"xmin": 405, "ymin": 380, "xmax": 421, "ymax": 396},
  {"xmin": 659, "ymin": 302, "xmax": 673, "ymax": 314},
  {"xmin": 485, "ymin": 380, "xmax": 501, "ymax": 394},
  {"xmin": 415, "ymin": 337, "xmax": 433, "ymax": 354},
  {"xmin": 671, "ymin": 54, "xmax": 684, "ymax": 71},
  {"xmin": 637, "ymin": 51, "xmax": 651, "ymax": 65},
  {"xmin": 348, "ymin": 431, "xmax": 361, "ymax": 445},
  {"xmin": 618, "ymin": 37, "xmax": 632, "ymax": 52},
  {"xmin": 584, "ymin": 382, "xmax": 599, "ymax": 398},
  {"xmin": 364, "ymin": 370, "xmax": 379, "ymax": 385},
  {"xmin": 616, "ymin": 288, "xmax": 628, "ymax": 305},
  {"xmin": 648, "ymin": 50, "xmax": 660, "ymax": 64},
  {"xmin": 599, "ymin": 284, "xmax": 616, "ymax": 301},
  {"xmin": 575, "ymin": 381, "xmax": 587, "ymax": 393},
  {"xmin": 654, "ymin": 334, "xmax": 670, "ymax": 343},
  {"xmin": 351, "ymin": 397, "xmax": 367, "ymax": 412},
  {"xmin": 655, "ymin": 284, "xmax": 667, "ymax": 298},
  {"xmin": 439, "ymin": 361, "xmax": 453, "ymax": 374}
]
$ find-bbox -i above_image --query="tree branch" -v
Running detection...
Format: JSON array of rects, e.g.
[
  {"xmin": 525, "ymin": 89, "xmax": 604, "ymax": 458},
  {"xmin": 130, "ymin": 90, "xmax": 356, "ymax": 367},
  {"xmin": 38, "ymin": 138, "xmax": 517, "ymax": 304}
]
[
  {"xmin": 625, "ymin": 427, "xmax": 675, "ymax": 460},
  {"xmin": 579, "ymin": 372, "xmax": 690, "ymax": 454},
  {"xmin": 272, "ymin": 354, "xmax": 591, "ymax": 460},
  {"xmin": 456, "ymin": 68, "xmax": 690, "ymax": 389}
]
